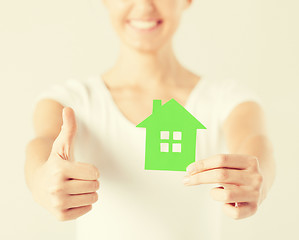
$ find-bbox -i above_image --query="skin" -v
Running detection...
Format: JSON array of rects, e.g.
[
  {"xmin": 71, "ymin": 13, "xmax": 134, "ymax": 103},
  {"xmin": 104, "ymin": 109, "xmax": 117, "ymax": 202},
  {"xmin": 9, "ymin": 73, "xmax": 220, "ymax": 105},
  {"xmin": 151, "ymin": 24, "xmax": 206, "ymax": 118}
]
[
  {"xmin": 184, "ymin": 102, "xmax": 276, "ymax": 219},
  {"xmin": 101, "ymin": 0, "xmax": 199, "ymax": 125},
  {"xmin": 101, "ymin": 0, "xmax": 276, "ymax": 220},
  {"xmin": 26, "ymin": 106, "xmax": 100, "ymax": 221},
  {"xmin": 25, "ymin": 0, "xmax": 276, "ymax": 221}
]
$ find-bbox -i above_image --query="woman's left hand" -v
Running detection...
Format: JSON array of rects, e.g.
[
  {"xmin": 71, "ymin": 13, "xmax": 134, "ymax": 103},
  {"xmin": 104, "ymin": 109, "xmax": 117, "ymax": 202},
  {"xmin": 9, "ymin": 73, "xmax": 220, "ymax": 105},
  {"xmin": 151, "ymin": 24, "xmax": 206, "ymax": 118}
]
[{"xmin": 183, "ymin": 154, "xmax": 264, "ymax": 220}]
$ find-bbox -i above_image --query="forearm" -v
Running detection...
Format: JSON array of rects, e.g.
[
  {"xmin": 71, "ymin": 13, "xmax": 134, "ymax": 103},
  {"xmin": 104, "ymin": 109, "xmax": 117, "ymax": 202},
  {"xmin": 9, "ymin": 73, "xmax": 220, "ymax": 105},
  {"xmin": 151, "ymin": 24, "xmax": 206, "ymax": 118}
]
[
  {"xmin": 24, "ymin": 137, "xmax": 55, "ymax": 192},
  {"xmin": 232, "ymin": 134, "xmax": 276, "ymax": 203}
]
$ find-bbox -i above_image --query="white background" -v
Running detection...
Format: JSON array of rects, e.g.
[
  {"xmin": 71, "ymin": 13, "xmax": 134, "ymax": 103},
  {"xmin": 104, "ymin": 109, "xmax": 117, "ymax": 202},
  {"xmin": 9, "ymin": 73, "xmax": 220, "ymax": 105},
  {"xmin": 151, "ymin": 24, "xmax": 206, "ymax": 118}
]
[{"xmin": 0, "ymin": 0, "xmax": 298, "ymax": 239}]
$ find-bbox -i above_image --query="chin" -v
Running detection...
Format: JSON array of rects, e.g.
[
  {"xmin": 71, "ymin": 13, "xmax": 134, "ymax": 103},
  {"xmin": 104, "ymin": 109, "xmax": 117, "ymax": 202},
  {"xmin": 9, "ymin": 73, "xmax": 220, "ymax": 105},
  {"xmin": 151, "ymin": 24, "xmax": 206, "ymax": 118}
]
[{"xmin": 122, "ymin": 35, "xmax": 170, "ymax": 54}]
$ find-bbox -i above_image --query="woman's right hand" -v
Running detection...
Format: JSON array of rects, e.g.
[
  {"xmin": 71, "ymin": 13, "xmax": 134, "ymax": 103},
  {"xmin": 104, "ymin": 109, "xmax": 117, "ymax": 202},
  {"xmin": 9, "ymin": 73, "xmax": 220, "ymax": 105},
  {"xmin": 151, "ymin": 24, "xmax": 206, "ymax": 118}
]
[{"xmin": 31, "ymin": 107, "xmax": 100, "ymax": 221}]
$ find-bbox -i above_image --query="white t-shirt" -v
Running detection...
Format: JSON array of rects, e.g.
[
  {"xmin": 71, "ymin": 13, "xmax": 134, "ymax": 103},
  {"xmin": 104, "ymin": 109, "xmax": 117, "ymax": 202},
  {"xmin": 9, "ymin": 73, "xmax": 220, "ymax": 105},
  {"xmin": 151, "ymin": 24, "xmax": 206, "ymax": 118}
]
[{"xmin": 33, "ymin": 74, "xmax": 263, "ymax": 240}]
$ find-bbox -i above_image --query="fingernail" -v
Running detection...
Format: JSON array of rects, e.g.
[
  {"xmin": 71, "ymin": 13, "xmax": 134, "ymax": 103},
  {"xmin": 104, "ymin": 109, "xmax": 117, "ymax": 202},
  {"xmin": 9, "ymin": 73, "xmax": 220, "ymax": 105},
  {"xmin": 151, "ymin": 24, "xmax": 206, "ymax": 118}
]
[{"xmin": 186, "ymin": 165, "xmax": 193, "ymax": 172}]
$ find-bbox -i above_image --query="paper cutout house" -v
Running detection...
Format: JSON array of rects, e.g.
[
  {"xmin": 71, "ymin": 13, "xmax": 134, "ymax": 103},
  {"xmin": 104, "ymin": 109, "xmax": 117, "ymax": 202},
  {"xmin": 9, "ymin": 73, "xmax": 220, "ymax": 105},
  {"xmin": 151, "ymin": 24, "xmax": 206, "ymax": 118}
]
[{"xmin": 136, "ymin": 99, "xmax": 206, "ymax": 171}]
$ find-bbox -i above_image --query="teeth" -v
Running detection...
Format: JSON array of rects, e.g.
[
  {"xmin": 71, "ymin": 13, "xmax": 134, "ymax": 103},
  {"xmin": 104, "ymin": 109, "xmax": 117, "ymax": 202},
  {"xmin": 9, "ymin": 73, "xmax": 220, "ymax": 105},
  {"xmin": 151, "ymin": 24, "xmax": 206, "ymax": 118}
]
[{"xmin": 129, "ymin": 20, "xmax": 158, "ymax": 29}]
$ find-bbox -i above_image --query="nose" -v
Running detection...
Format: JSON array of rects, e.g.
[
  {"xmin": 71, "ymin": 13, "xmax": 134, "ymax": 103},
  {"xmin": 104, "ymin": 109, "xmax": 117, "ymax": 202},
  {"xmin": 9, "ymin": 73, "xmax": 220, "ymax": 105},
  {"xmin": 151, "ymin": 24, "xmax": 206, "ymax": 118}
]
[{"xmin": 133, "ymin": 0, "xmax": 155, "ymax": 13}]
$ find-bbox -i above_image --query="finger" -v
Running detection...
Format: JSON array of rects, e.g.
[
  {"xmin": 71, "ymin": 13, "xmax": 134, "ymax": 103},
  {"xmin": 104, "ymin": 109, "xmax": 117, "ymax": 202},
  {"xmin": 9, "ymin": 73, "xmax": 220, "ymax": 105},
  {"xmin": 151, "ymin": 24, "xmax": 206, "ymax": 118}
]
[
  {"xmin": 64, "ymin": 192, "xmax": 98, "ymax": 209},
  {"xmin": 51, "ymin": 107, "xmax": 77, "ymax": 161},
  {"xmin": 183, "ymin": 168, "xmax": 252, "ymax": 186},
  {"xmin": 222, "ymin": 202, "xmax": 258, "ymax": 220},
  {"xmin": 63, "ymin": 161, "xmax": 100, "ymax": 180},
  {"xmin": 221, "ymin": 183, "xmax": 239, "ymax": 189},
  {"xmin": 64, "ymin": 179, "xmax": 100, "ymax": 194},
  {"xmin": 210, "ymin": 186, "xmax": 260, "ymax": 203},
  {"xmin": 60, "ymin": 205, "xmax": 92, "ymax": 221},
  {"xmin": 186, "ymin": 154, "xmax": 258, "ymax": 174},
  {"xmin": 217, "ymin": 184, "xmax": 240, "ymax": 207}
]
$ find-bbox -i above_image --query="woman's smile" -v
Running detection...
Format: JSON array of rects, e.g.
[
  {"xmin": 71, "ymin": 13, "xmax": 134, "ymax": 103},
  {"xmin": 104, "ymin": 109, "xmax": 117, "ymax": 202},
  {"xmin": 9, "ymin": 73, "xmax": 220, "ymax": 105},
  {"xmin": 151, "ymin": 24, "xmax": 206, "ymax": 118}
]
[{"xmin": 126, "ymin": 19, "xmax": 163, "ymax": 33}]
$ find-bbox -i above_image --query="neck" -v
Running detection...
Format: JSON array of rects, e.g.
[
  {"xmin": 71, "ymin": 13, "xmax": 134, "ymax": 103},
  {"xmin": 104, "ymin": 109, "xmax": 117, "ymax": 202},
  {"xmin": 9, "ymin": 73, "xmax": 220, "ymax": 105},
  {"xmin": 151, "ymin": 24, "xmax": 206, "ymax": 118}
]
[{"xmin": 103, "ymin": 41, "xmax": 187, "ymax": 88}]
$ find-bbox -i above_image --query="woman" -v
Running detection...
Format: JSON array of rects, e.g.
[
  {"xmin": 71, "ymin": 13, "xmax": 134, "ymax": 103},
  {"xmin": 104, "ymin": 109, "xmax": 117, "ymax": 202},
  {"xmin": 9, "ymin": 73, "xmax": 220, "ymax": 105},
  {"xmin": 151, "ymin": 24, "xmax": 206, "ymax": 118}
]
[{"xmin": 25, "ymin": 0, "xmax": 276, "ymax": 239}]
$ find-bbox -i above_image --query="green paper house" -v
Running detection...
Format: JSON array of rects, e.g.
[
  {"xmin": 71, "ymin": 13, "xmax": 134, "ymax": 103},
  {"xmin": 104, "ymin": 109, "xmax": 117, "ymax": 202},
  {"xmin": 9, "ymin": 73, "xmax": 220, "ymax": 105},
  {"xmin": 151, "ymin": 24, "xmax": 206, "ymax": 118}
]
[{"xmin": 136, "ymin": 98, "xmax": 206, "ymax": 171}]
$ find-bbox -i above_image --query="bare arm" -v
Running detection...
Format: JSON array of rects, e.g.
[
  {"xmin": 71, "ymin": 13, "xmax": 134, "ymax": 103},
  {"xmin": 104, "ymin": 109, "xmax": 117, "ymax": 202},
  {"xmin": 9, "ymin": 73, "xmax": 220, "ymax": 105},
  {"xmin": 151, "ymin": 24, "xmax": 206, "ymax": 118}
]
[
  {"xmin": 222, "ymin": 101, "xmax": 276, "ymax": 203},
  {"xmin": 25, "ymin": 99, "xmax": 99, "ymax": 221}
]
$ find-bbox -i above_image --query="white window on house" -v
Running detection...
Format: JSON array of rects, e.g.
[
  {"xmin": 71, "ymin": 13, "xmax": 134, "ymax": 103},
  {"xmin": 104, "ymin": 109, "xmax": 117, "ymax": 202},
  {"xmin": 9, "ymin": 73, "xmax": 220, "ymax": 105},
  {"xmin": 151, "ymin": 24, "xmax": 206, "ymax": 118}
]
[
  {"xmin": 173, "ymin": 131, "xmax": 182, "ymax": 140},
  {"xmin": 160, "ymin": 130, "xmax": 182, "ymax": 153},
  {"xmin": 160, "ymin": 131, "xmax": 169, "ymax": 139},
  {"xmin": 160, "ymin": 143, "xmax": 169, "ymax": 152},
  {"xmin": 172, "ymin": 143, "xmax": 181, "ymax": 152}
]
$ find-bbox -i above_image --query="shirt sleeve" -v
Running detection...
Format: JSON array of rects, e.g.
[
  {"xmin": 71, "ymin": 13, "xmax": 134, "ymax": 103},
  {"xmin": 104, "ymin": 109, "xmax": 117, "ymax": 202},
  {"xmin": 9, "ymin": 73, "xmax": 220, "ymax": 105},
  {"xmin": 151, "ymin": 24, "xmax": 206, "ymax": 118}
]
[
  {"xmin": 30, "ymin": 78, "xmax": 89, "ymax": 135},
  {"xmin": 33, "ymin": 78, "xmax": 85, "ymax": 109},
  {"xmin": 218, "ymin": 78, "xmax": 264, "ymax": 125}
]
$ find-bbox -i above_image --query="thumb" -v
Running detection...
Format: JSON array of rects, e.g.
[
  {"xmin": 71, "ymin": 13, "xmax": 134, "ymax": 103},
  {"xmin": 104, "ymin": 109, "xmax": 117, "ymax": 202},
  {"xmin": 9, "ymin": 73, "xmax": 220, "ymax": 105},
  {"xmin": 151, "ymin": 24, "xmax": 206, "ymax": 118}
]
[{"xmin": 51, "ymin": 107, "xmax": 77, "ymax": 161}]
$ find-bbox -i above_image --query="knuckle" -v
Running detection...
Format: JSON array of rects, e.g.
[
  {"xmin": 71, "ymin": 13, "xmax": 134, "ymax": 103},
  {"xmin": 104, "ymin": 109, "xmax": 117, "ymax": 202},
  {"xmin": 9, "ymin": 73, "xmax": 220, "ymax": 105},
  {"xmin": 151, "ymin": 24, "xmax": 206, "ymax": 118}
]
[
  {"xmin": 49, "ymin": 185, "xmax": 64, "ymax": 195},
  {"xmin": 89, "ymin": 181, "xmax": 97, "ymax": 191},
  {"xmin": 93, "ymin": 192, "xmax": 98, "ymax": 202},
  {"xmin": 224, "ymin": 191, "xmax": 233, "ymax": 202},
  {"xmin": 249, "ymin": 156, "xmax": 258, "ymax": 169},
  {"xmin": 253, "ymin": 190, "xmax": 260, "ymax": 200},
  {"xmin": 257, "ymin": 174, "xmax": 264, "ymax": 184},
  {"xmin": 252, "ymin": 184, "xmax": 260, "ymax": 191},
  {"xmin": 218, "ymin": 154, "xmax": 227, "ymax": 166},
  {"xmin": 196, "ymin": 160, "xmax": 204, "ymax": 170},
  {"xmin": 218, "ymin": 170, "xmax": 228, "ymax": 181},
  {"xmin": 217, "ymin": 154, "xmax": 225, "ymax": 164},
  {"xmin": 91, "ymin": 181, "xmax": 97, "ymax": 189},
  {"xmin": 253, "ymin": 174, "xmax": 263, "ymax": 189},
  {"xmin": 94, "ymin": 181, "xmax": 100, "ymax": 189},
  {"xmin": 84, "ymin": 163, "xmax": 99, "ymax": 178}
]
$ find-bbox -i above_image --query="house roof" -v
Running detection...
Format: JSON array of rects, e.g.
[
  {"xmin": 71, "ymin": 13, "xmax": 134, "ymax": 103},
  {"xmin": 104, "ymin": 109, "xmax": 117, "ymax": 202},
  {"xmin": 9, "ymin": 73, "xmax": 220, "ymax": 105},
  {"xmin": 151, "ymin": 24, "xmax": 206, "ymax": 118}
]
[{"xmin": 136, "ymin": 98, "xmax": 206, "ymax": 130}]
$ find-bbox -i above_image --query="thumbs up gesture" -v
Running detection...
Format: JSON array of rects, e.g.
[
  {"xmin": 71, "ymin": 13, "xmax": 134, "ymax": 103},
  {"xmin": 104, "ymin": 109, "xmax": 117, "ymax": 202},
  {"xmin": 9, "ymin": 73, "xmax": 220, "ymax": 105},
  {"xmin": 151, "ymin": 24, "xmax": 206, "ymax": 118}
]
[
  {"xmin": 51, "ymin": 107, "xmax": 79, "ymax": 161},
  {"xmin": 31, "ymin": 107, "xmax": 100, "ymax": 221}
]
